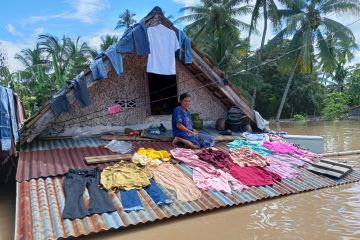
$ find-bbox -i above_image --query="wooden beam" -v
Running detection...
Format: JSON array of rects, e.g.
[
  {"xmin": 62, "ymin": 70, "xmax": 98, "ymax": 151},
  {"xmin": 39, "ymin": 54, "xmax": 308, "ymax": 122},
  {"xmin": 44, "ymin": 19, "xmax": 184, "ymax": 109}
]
[{"xmin": 85, "ymin": 154, "xmax": 133, "ymax": 164}]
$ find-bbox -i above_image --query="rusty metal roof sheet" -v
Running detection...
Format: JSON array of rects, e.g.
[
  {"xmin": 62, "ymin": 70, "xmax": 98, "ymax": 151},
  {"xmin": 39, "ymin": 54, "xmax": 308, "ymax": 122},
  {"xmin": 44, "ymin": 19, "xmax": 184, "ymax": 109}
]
[{"xmin": 15, "ymin": 164, "xmax": 360, "ymax": 240}]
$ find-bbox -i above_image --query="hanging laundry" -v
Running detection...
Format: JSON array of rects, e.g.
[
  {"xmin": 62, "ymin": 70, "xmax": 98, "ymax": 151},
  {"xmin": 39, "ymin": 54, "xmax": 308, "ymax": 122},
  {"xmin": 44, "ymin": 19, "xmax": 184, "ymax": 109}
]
[
  {"xmin": 149, "ymin": 162, "xmax": 202, "ymax": 202},
  {"xmin": 100, "ymin": 162, "xmax": 153, "ymax": 191},
  {"xmin": 104, "ymin": 140, "xmax": 133, "ymax": 154},
  {"xmin": 116, "ymin": 19, "xmax": 150, "ymax": 55},
  {"xmin": 178, "ymin": 30, "xmax": 192, "ymax": 64},
  {"xmin": 265, "ymin": 155, "xmax": 301, "ymax": 179},
  {"xmin": 197, "ymin": 148, "xmax": 234, "ymax": 170},
  {"xmin": 50, "ymin": 89, "xmax": 71, "ymax": 114},
  {"xmin": 103, "ymin": 44, "xmax": 124, "ymax": 76},
  {"xmin": 254, "ymin": 110, "xmax": 269, "ymax": 131},
  {"xmin": 120, "ymin": 179, "xmax": 172, "ymax": 212},
  {"xmin": 15, "ymin": 95, "xmax": 26, "ymax": 128},
  {"xmin": 5, "ymin": 88, "xmax": 19, "ymax": 146},
  {"xmin": 227, "ymin": 138, "xmax": 273, "ymax": 156},
  {"xmin": 67, "ymin": 72, "xmax": 90, "ymax": 108},
  {"xmin": 229, "ymin": 147, "xmax": 269, "ymax": 167},
  {"xmin": 90, "ymin": 58, "xmax": 107, "ymax": 81},
  {"xmin": 171, "ymin": 148, "xmax": 248, "ymax": 194},
  {"xmin": 147, "ymin": 24, "xmax": 180, "ymax": 75},
  {"xmin": 62, "ymin": 168, "xmax": 116, "ymax": 220},
  {"xmin": 0, "ymin": 87, "xmax": 11, "ymax": 151},
  {"xmin": 242, "ymin": 132, "xmax": 269, "ymax": 144},
  {"xmin": 229, "ymin": 165, "xmax": 282, "ymax": 186},
  {"xmin": 108, "ymin": 104, "xmax": 122, "ymax": 114}
]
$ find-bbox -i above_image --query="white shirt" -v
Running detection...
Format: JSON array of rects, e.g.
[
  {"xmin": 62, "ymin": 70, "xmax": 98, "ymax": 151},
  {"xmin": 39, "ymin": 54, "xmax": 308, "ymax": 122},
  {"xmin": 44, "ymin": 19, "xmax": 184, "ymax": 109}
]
[{"xmin": 147, "ymin": 24, "xmax": 180, "ymax": 75}]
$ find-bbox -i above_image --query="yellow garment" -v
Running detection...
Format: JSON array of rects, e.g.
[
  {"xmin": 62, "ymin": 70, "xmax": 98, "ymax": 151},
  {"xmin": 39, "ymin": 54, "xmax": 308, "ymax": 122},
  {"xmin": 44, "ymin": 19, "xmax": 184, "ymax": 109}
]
[
  {"xmin": 100, "ymin": 162, "xmax": 153, "ymax": 191},
  {"xmin": 132, "ymin": 148, "xmax": 170, "ymax": 166}
]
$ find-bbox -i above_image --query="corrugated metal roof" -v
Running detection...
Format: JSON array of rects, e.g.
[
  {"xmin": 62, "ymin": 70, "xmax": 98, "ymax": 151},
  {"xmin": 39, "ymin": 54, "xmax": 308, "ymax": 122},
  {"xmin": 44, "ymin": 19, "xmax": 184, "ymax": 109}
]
[
  {"xmin": 15, "ymin": 163, "xmax": 360, "ymax": 240},
  {"xmin": 16, "ymin": 141, "xmax": 228, "ymax": 182}
]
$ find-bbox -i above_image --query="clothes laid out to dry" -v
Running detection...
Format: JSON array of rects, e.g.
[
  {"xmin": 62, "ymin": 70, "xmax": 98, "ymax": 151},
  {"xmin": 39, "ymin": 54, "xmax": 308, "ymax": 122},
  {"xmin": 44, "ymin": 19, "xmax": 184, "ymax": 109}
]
[
  {"xmin": 170, "ymin": 148, "xmax": 248, "ymax": 193},
  {"xmin": 149, "ymin": 162, "xmax": 202, "ymax": 201},
  {"xmin": 227, "ymin": 138, "xmax": 273, "ymax": 156},
  {"xmin": 262, "ymin": 141, "xmax": 319, "ymax": 161},
  {"xmin": 196, "ymin": 148, "xmax": 234, "ymax": 170},
  {"xmin": 132, "ymin": 148, "xmax": 171, "ymax": 166},
  {"xmin": 265, "ymin": 154, "xmax": 302, "ymax": 179},
  {"xmin": 242, "ymin": 132, "xmax": 269, "ymax": 144},
  {"xmin": 120, "ymin": 178, "xmax": 172, "ymax": 212},
  {"xmin": 229, "ymin": 165, "xmax": 282, "ymax": 186},
  {"xmin": 62, "ymin": 168, "xmax": 116, "ymax": 219},
  {"xmin": 229, "ymin": 147, "xmax": 269, "ymax": 167},
  {"xmin": 105, "ymin": 140, "xmax": 133, "ymax": 154},
  {"xmin": 100, "ymin": 162, "xmax": 153, "ymax": 191}
]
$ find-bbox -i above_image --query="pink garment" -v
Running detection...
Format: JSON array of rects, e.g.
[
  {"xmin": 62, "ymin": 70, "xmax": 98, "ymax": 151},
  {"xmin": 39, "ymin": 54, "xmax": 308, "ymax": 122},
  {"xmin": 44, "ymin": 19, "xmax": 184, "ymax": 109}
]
[
  {"xmin": 108, "ymin": 104, "xmax": 121, "ymax": 114},
  {"xmin": 171, "ymin": 148, "xmax": 248, "ymax": 193},
  {"xmin": 229, "ymin": 165, "xmax": 282, "ymax": 186},
  {"xmin": 265, "ymin": 154, "xmax": 303, "ymax": 179}
]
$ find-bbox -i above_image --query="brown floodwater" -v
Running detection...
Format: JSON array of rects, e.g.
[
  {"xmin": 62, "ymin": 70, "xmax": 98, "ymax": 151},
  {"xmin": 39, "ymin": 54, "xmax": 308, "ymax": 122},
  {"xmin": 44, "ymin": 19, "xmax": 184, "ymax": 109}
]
[{"xmin": 1, "ymin": 120, "xmax": 360, "ymax": 240}]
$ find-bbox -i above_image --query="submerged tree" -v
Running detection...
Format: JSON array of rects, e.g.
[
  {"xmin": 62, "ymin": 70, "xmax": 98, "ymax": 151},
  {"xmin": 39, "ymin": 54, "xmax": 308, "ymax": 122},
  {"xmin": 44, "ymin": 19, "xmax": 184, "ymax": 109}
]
[{"xmin": 270, "ymin": 0, "xmax": 360, "ymax": 121}]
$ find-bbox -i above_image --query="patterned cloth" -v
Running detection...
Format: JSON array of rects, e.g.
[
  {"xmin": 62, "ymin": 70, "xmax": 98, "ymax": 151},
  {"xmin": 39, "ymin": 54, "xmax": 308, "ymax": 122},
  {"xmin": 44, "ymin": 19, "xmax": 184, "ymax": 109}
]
[
  {"xmin": 229, "ymin": 147, "xmax": 269, "ymax": 167},
  {"xmin": 227, "ymin": 138, "xmax": 273, "ymax": 156}
]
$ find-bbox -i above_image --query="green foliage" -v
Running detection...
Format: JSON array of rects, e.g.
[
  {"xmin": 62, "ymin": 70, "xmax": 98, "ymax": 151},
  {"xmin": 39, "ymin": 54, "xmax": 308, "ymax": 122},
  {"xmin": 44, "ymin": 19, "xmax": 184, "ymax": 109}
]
[
  {"xmin": 321, "ymin": 92, "xmax": 350, "ymax": 120},
  {"xmin": 115, "ymin": 9, "xmax": 136, "ymax": 30},
  {"xmin": 346, "ymin": 64, "xmax": 360, "ymax": 106},
  {"xmin": 292, "ymin": 113, "xmax": 306, "ymax": 121}
]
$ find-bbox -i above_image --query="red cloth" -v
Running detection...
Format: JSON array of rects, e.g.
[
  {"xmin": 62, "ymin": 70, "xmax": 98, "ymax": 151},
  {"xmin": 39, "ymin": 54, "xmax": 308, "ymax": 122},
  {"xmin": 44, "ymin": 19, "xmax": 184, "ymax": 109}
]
[
  {"xmin": 197, "ymin": 148, "xmax": 234, "ymax": 170},
  {"xmin": 229, "ymin": 165, "xmax": 282, "ymax": 186}
]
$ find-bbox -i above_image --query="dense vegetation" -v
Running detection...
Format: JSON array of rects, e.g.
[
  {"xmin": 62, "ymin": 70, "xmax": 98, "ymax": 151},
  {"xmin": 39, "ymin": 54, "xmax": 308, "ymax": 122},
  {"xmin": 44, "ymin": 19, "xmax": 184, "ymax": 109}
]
[{"xmin": 1, "ymin": 0, "xmax": 360, "ymax": 121}]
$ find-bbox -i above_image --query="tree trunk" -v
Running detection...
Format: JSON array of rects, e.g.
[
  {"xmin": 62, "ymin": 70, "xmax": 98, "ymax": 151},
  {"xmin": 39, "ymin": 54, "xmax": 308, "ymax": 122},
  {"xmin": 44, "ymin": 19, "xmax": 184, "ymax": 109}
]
[
  {"xmin": 275, "ymin": 55, "xmax": 301, "ymax": 121},
  {"xmin": 252, "ymin": 1, "xmax": 268, "ymax": 109}
]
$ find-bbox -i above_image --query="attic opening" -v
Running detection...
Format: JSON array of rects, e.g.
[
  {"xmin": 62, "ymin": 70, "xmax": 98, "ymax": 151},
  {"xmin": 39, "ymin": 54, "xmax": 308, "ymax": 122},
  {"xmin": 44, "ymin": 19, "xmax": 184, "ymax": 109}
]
[{"xmin": 147, "ymin": 73, "xmax": 178, "ymax": 115}]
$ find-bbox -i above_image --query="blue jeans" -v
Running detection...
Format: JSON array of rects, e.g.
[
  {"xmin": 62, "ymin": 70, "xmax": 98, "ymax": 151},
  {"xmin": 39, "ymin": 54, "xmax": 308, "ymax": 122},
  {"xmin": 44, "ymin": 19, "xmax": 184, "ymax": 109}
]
[
  {"xmin": 5, "ymin": 88, "xmax": 18, "ymax": 145},
  {"xmin": 100, "ymin": 44, "xmax": 123, "ymax": 76},
  {"xmin": 68, "ymin": 72, "xmax": 90, "ymax": 108},
  {"xmin": 0, "ymin": 87, "xmax": 11, "ymax": 151},
  {"xmin": 116, "ymin": 19, "xmax": 150, "ymax": 56},
  {"xmin": 175, "ymin": 131, "xmax": 215, "ymax": 148},
  {"xmin": 178, "ymin": 30, "xmax": 192, "ymax": 64},
  {"xmin": 62, "ymin": 168, "xmax": 116, "ymax": 219},
  {"xmin": 120, "ymin": 179, "xmax": 172, "ymax": 212},
  {"xmin": 50, "ymin": 89, "xmax": 71, "ymax": 114},
  {"xmin": 90, "ymin": 58, "xmax": 107, "ymax": 81}
]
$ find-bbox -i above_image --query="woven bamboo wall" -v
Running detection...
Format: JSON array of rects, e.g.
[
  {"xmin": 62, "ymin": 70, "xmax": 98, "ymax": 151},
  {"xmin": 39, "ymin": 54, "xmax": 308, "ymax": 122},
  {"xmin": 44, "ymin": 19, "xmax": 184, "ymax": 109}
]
[{"xmin": 46, "ymin": 53, "xmax": 227, "ymax": 135}]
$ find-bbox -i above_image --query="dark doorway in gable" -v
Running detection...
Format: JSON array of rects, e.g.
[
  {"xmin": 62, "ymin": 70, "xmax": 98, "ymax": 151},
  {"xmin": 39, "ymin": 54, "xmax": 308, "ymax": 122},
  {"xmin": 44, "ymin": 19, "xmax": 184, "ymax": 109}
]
[{"xmin": 147, "ymin": 73, "xmax": 178, "ymax": 115}]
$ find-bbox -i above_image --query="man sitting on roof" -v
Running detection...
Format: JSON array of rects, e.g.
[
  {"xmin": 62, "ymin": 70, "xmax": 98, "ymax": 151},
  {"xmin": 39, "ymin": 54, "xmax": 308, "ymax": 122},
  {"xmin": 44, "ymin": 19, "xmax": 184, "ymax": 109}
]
[{"xmin": 172, "ymin": 93, "xmax": 215, "ymax": 149}]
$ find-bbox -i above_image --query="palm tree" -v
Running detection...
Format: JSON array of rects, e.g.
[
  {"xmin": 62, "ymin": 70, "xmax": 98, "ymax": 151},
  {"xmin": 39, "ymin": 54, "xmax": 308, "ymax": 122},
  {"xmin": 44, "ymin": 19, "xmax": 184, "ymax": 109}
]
[
  {"xmin": 176, "ymin": 0, "xmax": 252, "ymax": 42},
  {"xmin": 66, "ymin": 37, "xmax": 92, "ymax": 79},
  {"xmin": 100, "ymin": 35, "xmax": 118, "ymax": 51},
  {"xmin": 247, "ymin": 0, "xmax": 282, "ymax": 107},
  {"xmin": 115, "ymin": 9, "xmax": 137, "ymax": 30},
  {"xmin": 271, "ymin": 0, "xmax": 360, "ymax": 121}
]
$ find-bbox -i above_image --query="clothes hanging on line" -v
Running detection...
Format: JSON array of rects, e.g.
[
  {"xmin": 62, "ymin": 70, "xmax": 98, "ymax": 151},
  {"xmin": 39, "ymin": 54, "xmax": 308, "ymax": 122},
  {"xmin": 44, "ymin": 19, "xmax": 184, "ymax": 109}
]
[
  {"xmin": 0, "ymin": 87, "xmax": 11, "ymax": 151},
  {"xmin": 178, "ymin": 30, "xmax": 192, "ymax": 64},
  {"xmin": 90, "ymin": 58, "xmax": 107, "ymax": 81},
  {"xmin": 147, "ymin": 24, "xmax": 180, "ymax": 75},
  {"xmin": 97, "ymin": 44, "xmax": 124, "ymax": 76},
  {"xmin": 116, "ymin": 19, "xmax": 150, "ymax": 56},
  {"xmin": 67, "ymin": 71, "xmax": 90, "ymax": 108},
  {"xmin": 50, "ymin": 89, "xmax": 71, "ymax": 114},
  {"xmin": 62, "ymin": 168, "xmax": 116, "ymax": 220}
]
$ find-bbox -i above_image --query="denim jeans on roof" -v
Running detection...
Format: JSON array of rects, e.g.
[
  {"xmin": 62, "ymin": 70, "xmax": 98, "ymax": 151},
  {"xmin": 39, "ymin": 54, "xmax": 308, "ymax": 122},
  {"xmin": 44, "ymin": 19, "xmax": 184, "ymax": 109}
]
[
  {"xmin": 119, "ymin": 178, "xmax": 172, "ymax": 212},
  {"xmin": 68, "ymin": 72, "xmax": 90, "ymax": 108},
  {"xmin": 90, "ymin": 58, "xmax": 107, "ymax": 81},
  {"xmin": 116, "ymin": 19, "xmax": 150, "ymax": 56},
  {"xmin": 98, "ymin": 44, "xmax": 123, "ymax": 76},
  {"xmin": 50, "ymin": 89, "xmax": 71, "ymax": 114},
  {"xmin": 62, "ymin": 168, "xmax": 116, "ymax": 220},
  {"xmin": 178, "ymin": 30, "xmax": 192, "ymax": 64},
  {"xmin": 0, "ymin": 86, "xmax": 11, "ymax": 151}
]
